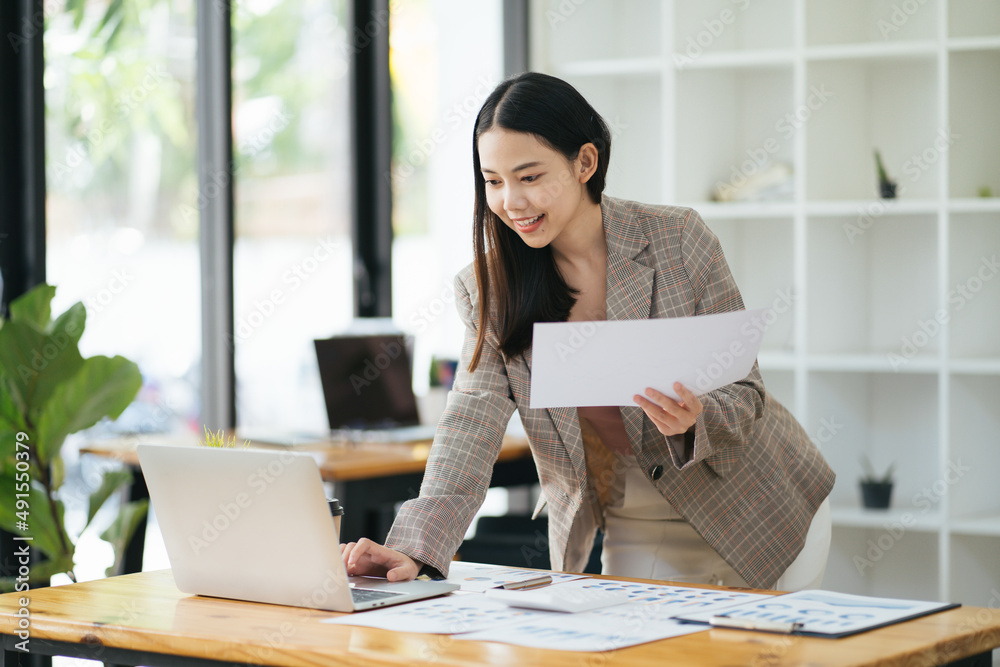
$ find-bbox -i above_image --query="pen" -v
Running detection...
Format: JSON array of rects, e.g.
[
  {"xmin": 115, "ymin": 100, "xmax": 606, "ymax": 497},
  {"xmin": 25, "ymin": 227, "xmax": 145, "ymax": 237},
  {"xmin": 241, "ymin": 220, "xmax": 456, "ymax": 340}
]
[
  {"xmin": 709, "ymin": 615, "xmax": 803, "ymax": 634},
  {"xmin": 497, "ymin": 575, "xmax": 552, "ymax": 590}
]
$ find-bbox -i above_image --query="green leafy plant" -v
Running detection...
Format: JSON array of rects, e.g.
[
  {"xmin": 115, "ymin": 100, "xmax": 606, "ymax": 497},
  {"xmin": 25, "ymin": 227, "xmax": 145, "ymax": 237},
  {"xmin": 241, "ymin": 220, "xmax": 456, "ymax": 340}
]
[
  {"xmin": 0, "ymin": 284, "xmax": 145, "ymax": 590},
  {"xmin": 859, "ymin": 453, "xmax": 895, "ymax": 484}
]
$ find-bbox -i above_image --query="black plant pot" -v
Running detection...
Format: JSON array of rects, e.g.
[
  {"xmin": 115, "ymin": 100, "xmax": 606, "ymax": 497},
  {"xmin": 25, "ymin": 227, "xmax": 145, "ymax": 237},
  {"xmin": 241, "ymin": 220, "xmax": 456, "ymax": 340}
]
[
  {"xmin": 860, "ymin": 481, "xmax": 893, "ymax": 509},
  {"xmin": 880, "ymin": 180, "xmax": 897, "ymax": 199}
]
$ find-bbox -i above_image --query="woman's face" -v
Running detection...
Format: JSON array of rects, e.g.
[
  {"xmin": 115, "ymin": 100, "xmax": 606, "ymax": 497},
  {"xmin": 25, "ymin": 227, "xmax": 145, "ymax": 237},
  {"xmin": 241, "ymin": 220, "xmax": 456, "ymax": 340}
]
[{"xmin": 478, "ymin": 127, "xmax": 594, "ymax": 250}]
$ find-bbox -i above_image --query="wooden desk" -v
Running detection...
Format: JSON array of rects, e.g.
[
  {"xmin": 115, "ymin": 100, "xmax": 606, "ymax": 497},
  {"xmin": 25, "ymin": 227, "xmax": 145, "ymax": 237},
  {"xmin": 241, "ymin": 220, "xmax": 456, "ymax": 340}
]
[
  {"xmin": 1, "ymin": 570, "xmax": 998, "ymax": 667},
  {"xmin": 82, "ymin": 433, "xmax": 537, "ymax": 571}
]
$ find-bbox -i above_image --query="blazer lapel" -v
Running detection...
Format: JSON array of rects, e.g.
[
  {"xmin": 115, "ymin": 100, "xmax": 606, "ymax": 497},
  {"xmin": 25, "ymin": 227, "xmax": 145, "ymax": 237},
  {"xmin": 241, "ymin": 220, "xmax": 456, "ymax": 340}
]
[
  {"xmin": 602, "ymin": 197, "xmax": 655, "ymax": 455},
  {"xmin": 539, "ymin": 197, "xmax": 656, "ymax": 474}
]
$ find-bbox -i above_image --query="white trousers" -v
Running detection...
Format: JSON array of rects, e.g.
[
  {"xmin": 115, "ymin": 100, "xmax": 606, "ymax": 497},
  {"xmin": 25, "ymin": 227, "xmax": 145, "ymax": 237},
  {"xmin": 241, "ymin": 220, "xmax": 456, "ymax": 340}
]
[{"xmin": 600, "ymin": 458, "xmax": 831, "ymax": 591}]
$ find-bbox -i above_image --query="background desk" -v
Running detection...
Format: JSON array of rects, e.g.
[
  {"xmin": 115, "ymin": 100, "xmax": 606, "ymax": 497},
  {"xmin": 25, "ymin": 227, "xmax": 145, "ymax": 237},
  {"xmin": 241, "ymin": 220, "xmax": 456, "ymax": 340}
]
[
  {"xmin": 81, "ymin": 433, "xmax": 537, "ymax": 572},
  {"xmin": 2, "ymin": 570, "xmax": 999, "ymax": 666}
]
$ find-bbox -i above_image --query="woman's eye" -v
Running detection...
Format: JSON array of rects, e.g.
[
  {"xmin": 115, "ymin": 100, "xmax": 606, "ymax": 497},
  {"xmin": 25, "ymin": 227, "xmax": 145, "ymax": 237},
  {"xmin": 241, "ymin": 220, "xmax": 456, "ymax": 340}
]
[
  {"xmin": 522, "ymin": 175, "xmax": 539, "ymax": 183},
  {"xmin": 485, "ymin": 179, "xmax": 501, "ymax": 187}
]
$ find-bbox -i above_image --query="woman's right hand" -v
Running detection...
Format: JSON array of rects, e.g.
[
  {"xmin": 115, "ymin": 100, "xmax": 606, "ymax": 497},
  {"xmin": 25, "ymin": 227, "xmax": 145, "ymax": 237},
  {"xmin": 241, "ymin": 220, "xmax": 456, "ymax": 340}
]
[{"xmin": 341, "ymin": 538, "xmax": 420, "ymax": 582}]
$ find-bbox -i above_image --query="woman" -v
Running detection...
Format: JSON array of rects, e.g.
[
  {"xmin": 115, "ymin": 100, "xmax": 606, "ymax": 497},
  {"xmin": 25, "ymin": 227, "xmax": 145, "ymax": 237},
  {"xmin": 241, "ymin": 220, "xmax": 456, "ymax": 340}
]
[{"xmin": 342, "ymin": 72, "xmax": 835, "ymax": 591}]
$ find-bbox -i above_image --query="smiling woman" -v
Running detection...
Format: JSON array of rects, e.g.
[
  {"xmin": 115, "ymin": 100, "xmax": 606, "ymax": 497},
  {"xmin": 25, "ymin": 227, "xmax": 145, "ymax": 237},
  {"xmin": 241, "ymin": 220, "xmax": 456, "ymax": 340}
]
[{"xmin": 341, "ymin": 72, "xmax": 836, "ymax": 594}]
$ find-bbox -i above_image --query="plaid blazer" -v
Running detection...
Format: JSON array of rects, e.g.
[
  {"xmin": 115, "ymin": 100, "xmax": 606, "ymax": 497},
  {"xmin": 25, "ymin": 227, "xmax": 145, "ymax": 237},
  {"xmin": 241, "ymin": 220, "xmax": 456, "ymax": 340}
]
[{"xmin": 386, "ymin": 196, "xmax": 835, "ymax": 589}]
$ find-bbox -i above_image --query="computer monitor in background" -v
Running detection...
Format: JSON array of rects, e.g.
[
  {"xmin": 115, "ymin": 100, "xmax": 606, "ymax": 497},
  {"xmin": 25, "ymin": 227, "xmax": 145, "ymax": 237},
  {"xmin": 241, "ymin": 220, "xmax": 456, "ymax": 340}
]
[{"xmin": 313, "ymin": 334, "xmax": 421, "ymax": 430}]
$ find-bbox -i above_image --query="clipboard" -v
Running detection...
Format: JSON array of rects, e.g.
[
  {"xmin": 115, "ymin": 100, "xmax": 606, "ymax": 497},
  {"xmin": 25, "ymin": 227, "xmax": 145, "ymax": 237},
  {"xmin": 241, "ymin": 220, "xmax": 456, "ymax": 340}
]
[{"xmin": 674, "ymin": 589, "xmax": 960, "ymax": 638}]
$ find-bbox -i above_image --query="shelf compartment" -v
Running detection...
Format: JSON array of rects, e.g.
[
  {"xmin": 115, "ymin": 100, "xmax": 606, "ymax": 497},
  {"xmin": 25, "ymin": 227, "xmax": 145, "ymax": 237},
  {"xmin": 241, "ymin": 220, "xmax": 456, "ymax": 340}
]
[
  {"xmin": 674, "ymin": 50, "xmax": 794, "ymax": 70},
  {"xmin": 948, "ymin": 375, "xmax": 1000, "ymax": 520},
  {"xmin": 949, "ymin": 535, "xmax": 1000, "ymax": 608},
  {"xmin": 555, "ymin": 58, "xmax": 661, "ymax": 78},
  {"xmin": 806, "ymin": 372, "xmax": 939, "ymax": 513},
  {"xmin": 673, "ymin": 0, "xmax": 793, "ymax": 56},
  {"xmin": 537, "ymin": 0, "xmax": 661, "ymax": 66},
  {"xmin": 680, "ymin": 201, "xmax": 796, "ymax": 219},
  {"xmin": 675, "ymin": 67, "xmax": 794, "ymax": 203},
  {"xmin": 825, "ymin": 527, "xmax": 940, "ymax": 600},
  {"xmin": 759, "ymin": 367, "xmax": 796, "ymax": 417},
  {"xmin": 830, "ymin": 506, "xmax": 943, "ymax": 532},
  {"xmin": 806, "ymin": 353, "xmax": 938, "ymax": 374},
  {"xmin": 949, "ymin": 50, "xmax": 1000, "ymax": 198},
  {"xmin": 805, "ymin": 59, "xmax": 940, "ymax": 201},
  {"xmin": 563, "ymin": 75, "xmax": 662, "ymax": 204},
  {"xmin": 806, "ymin": 41, "xmax": 938, "ymax": 61},
  {"xmin": 806, "ymin": 198, "xmax": 939, "ymax": 218},
  {"xmin": 806, "ymin": 215, "xmax": 938, "ymax": 357},
  {"xmin": 949, "ymin": 0, "xmax": 1000, "ymax": 40},
  {"xmin": 951, "ymin": 512, "xmax": 1000, "ymax": 537},
  {"xmin": 707, "ymin": 217, "xmax": 796, "ymax": 354},
  {"xmin": 949, "ymin": 213, "xmax": 1000, "ymax": 359},
  {"xmin": 805, "ymin": 0, "xmax": 938, "ymax": 47}
]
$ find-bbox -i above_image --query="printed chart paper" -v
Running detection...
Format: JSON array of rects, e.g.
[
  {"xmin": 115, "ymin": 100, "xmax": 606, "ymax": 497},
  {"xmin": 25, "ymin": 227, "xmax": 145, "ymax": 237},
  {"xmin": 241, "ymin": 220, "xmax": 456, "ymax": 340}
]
[
  {"xmin": 456, "ymin": 579, "xmax": 768, "ymax": 651},
  {"xmin": 675, "ymin": 589, "xmax": 960, "ymax": 637},
  {"xmin": 323, "ymin": 593, "xmax": 548, "ymax": 634},
  {"xmin": 326, "ymin": 577, "xmax": 770, "ymax": 651},
  {"xmin": 529, "ymin": 309, "xmax": 766, "ymax": 408}
]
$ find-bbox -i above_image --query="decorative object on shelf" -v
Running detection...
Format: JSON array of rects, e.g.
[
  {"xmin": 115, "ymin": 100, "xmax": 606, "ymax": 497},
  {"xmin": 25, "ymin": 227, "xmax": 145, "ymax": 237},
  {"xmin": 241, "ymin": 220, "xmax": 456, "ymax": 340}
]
[
  {"xmin": 0, "ymin": 284, "xmax": 145, "ymax": 590},
  {"xmin": 978, "ymin": 185, "xmax": 994, "ymax": 198},
  {"xmin": 859, "ymin": 454, "xmax": 895, "ymax": 510},
  {"xmin": 874, "ymin": 149, "xmax": 897, "ymax": 199}
]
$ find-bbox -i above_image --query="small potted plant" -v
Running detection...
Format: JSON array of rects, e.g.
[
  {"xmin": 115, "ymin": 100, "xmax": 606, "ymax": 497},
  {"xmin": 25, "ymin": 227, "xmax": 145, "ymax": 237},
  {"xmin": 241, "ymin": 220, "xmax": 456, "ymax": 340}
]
[
  {"xmin": 859, "ymin": 454, "xmax": 895, "ymax": 510},
  {"xmin": 874, "ymin": 149, "xmax": 897, "ymax": 199}
]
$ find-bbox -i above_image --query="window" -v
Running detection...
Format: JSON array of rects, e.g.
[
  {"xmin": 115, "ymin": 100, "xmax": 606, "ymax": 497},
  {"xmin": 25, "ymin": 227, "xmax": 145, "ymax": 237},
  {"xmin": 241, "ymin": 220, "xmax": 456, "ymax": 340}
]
[{"xmin": 231, "ymin": 0, "xmax": 353, "ymax": 431}]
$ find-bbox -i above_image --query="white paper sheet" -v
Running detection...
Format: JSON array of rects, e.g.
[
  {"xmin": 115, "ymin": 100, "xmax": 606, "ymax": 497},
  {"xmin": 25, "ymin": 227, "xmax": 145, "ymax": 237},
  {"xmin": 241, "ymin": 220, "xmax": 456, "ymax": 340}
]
[
  {"xmin": 529, "ymin": 309, "xmax": 766, "ymax": 408},
  {"xmin": 444, "ymin": 561, "xmax": 586, "ymax": 592}
]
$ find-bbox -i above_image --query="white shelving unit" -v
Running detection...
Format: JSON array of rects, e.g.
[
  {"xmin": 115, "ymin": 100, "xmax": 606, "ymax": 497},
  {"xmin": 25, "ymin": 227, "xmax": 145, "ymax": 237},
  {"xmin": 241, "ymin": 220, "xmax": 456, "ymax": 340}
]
[{"xmin": 532, "ymin": 0, "xmax": 1000, "ymax": 606}]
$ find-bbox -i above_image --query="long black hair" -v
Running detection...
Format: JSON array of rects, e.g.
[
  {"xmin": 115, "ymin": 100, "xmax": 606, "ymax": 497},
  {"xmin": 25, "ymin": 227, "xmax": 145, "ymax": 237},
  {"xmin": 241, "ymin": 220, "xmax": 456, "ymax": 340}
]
[{"xmin": 469, "ymin": 72, "xmax": 612, "ymax": 371}]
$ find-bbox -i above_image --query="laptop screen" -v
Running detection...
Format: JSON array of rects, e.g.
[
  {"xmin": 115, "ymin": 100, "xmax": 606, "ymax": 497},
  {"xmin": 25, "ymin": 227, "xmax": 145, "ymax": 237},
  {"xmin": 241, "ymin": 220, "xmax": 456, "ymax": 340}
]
[{"xmin": 313, "ymin": 334, "xmax": 421, "ymax": 429}]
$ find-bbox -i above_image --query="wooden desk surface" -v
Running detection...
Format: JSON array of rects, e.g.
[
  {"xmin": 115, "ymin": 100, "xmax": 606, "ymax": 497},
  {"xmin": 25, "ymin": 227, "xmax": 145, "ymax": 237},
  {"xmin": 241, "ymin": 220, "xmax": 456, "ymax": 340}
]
[
  {"xmin": 2, "ymin": 570, "xmax": 998, "ymax": 667},
  {"xmin": 80, "ymin": 432, "xmax": 533, "ymax": 482}
]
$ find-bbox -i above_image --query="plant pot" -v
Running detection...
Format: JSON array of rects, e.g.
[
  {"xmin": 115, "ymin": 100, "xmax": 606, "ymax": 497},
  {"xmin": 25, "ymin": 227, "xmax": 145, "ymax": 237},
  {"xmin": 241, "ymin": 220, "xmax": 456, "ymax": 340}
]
[
  {"xmin": 880, "ymin": 180, "xmax": 897, "ymax": 199},
  {"xmin": 860, "ymin": 481, "xmax": 893, "ymax": 509}
]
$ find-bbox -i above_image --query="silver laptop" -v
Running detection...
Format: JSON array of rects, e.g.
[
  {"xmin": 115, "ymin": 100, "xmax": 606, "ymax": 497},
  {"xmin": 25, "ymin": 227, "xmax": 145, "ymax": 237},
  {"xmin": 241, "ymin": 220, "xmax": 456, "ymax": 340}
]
[{"xmin": 136, "ymin": 443, "xmax": 458, "ymax": 612}]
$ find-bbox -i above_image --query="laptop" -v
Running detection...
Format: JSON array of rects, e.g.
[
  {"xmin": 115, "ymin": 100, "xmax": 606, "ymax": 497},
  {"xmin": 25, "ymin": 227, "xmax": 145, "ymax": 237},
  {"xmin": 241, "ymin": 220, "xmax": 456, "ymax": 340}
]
[
  {"xmin": 136, "ymin": 443, "xmax": 458, "ymax": 611},
  {"xmin": 311, "ymin": 333, "xmax": 437, "ymax": 442}
]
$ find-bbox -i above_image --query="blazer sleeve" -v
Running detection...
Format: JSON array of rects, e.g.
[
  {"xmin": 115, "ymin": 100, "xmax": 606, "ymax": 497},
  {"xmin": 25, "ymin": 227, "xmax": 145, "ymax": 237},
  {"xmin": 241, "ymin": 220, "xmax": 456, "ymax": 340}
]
[
  {"xmin": 664, "ymin": 209, "xmax": 765, "ymax": 475},
  {"xmin": 383, "ymin": 270, "xmax": 517, "ymax": 576}
]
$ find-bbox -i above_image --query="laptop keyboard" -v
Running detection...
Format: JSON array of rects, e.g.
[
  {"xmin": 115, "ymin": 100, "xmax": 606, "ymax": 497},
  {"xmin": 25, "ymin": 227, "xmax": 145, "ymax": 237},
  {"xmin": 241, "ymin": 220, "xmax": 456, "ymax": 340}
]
[{"xmin": 351, "ymin": 587, "xmax": 406, "ymax": 603}]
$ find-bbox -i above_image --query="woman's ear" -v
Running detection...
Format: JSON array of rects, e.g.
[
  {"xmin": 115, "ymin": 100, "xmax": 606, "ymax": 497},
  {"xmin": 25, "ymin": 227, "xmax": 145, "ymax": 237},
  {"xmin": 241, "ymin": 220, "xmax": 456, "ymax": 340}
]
[{"xmin": 576, "ymin": 142, "xmax": 600, "ymax": 184}]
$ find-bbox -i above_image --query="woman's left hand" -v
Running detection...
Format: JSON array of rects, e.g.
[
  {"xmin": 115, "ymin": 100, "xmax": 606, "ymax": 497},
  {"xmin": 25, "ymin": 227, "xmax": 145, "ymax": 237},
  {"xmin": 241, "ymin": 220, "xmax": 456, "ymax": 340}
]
[{"xmin": 633, "ymin": 383, "xmax": 703, "ymax": 437}]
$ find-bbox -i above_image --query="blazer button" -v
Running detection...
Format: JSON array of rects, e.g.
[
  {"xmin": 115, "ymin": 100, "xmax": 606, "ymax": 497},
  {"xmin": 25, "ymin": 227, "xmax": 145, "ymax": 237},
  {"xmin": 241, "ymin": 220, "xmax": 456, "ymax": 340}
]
[{"xmin": 649, "ymin": 464, "xmax": 664, "ymax": 481}]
